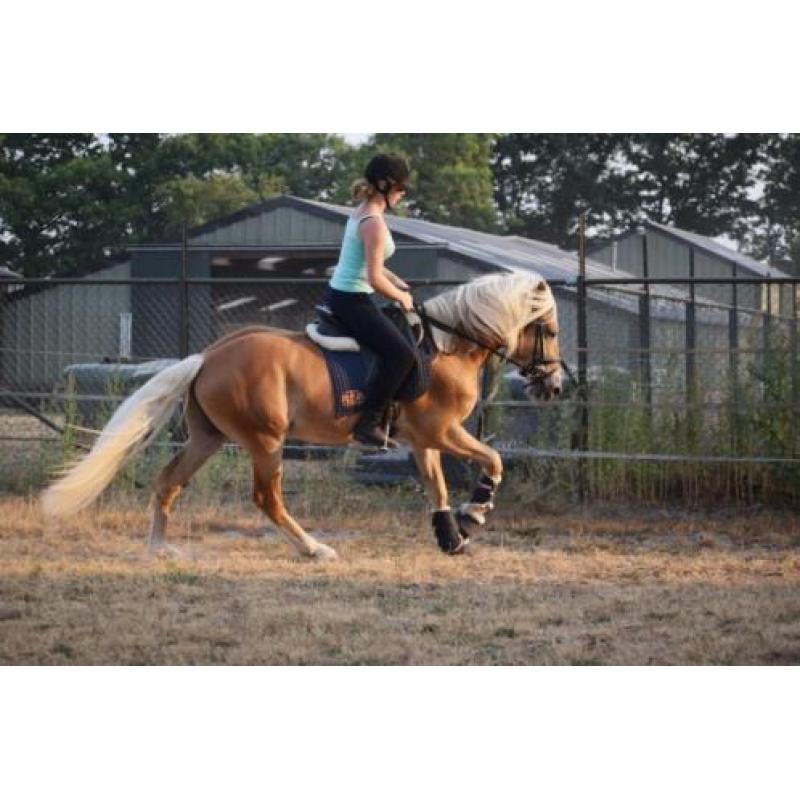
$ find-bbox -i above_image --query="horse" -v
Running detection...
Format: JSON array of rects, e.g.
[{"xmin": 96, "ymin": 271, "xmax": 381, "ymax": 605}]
[{"xmin": 40, "ymin": 271, "xmax": 562, "ymax": 559}]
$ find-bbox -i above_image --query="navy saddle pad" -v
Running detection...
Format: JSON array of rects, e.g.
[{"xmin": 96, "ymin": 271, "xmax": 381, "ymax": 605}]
[{"xmin": 319, "ymin": 307, "xmax": 434, "ymax": 417}]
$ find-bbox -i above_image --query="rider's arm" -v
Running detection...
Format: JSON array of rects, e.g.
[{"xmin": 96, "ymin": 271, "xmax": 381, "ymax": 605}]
[
  {"xmin": 362, "ymin": 218, "xmax": 413, "ymax": 310},
  {"xmin": 383, "ymin": 267, "xmax": 409, "ymax": 291}
]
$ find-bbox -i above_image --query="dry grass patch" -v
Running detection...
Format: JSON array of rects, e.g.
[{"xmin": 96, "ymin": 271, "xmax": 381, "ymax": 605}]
[{"xmin": 0, "ymin": 495, "xmax": 798, "ymax": 665}]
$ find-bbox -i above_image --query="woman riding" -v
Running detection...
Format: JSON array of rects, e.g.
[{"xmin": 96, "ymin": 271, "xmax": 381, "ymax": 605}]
[{"xmin": 325, "ymin": 153, "xmax": 417, "ymax": 449}]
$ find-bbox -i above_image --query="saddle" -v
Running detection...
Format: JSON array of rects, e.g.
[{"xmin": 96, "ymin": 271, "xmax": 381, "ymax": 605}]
[{"xmin": 306, "ymin": 302, "xmax": 434, "ymax": 418}]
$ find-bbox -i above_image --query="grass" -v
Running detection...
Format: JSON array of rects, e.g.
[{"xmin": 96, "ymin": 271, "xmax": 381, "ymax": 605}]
[{"xmin": 0, "ymin": 492, "xmax": 798, "ymax": 665}]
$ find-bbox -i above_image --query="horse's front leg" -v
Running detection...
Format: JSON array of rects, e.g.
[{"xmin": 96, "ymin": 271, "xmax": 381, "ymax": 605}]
[
  {"xmin": 439, "ymin": 424, "xmax": 503, "ymax": 542},
  {"xmin": 411, "ymin": 446, "xmax": 464, "ymax": 554}
]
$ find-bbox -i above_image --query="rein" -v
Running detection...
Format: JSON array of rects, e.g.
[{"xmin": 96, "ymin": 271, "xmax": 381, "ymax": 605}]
[{"xmin": 415, "ymin": 305, "xmax": 577, "ymax": 386}]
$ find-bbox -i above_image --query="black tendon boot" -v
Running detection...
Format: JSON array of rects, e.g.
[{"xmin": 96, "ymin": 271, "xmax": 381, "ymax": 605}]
[
  {"xmin": 353, "ymin": 406, "xmax": 399, "ymax": 449},
  {"xmin": 432, "ymin": 510, "xmax": 466, "ymax": 554}
]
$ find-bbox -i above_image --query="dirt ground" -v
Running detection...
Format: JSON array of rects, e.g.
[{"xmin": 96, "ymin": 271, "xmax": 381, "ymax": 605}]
[{"xmin": 1, "ymin": 493, "xmax": 799, "ymax": 665}]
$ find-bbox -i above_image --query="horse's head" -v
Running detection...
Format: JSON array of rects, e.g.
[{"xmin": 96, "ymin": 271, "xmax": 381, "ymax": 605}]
[
  {"xmin": 513, "ymin": 302, "xmax": 562, "ymax": 401},
  {"xmin": 423, "ymin": 272, "xmax": 564, "ymax": 402}
]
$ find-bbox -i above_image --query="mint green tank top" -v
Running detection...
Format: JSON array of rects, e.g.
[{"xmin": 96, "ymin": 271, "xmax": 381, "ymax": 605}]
[{"xmin": 329, "ymin": 213, "xmax": 396, "ymax": 294}]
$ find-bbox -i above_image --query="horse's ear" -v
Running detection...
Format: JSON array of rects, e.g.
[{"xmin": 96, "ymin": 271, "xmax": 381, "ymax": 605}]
[{"xmin": 537, "ymin": 280, "xmax": 546, "ymax": 292}]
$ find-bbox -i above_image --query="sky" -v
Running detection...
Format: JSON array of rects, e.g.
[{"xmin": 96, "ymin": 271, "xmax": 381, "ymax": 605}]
[{"xmin": 340, "ymin": 134, "xmax": 370, "ymax": 146}]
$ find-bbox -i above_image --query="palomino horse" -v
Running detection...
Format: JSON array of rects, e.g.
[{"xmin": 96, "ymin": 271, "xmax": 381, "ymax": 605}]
[{"xmin": 40, "ymin": 272, "xmax": 562, "ymax": 559}]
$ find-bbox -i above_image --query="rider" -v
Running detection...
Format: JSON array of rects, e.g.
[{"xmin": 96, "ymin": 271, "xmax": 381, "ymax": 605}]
[{"xmin": 325, "ymin": 153, "xmax": 417, "ymax": 449}]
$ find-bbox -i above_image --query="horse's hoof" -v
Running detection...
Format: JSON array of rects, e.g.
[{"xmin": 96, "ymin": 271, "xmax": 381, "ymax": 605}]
[
  {"xmin": 432, "ymin": 510, "xmax": 464, "ymax": 554},
  {"xmin": 455, "ymin": 509, "xmax": 484, "ymax": 541},
  {"xmin": 456, "ymin": 537, "xmax": 473, "ymax": 555},
  {"xmin": 147, "ymin": 542, "xmax": 183, "ymax": 560},
  {"xmin": 447, "ymin": 535, "xmax": 472, "ymax": 556},
  {"xmin": 310, "ymin": 544, "xmax": 338, "ymax": 561}
]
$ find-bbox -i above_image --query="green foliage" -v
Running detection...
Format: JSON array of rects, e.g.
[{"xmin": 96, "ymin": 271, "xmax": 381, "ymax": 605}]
[
  {"xmin": 493, "ymin": 133, "xmax": 627, "ymax": 247},
  {"xmin": 490, "ymin": 337, "xmax": 800, "ymax": 508},
  {"xmin": 0, "ymin": 133, "xmax": 360, "ymax": 277},
  {"xmin": 0, "ymin": 134, "xmax": 124, "ymax": 276},
  {"xmin": 155, "ymin": 173, "xmax": 262, "ymax": 236},
  {"xmin": 3, "ymin": 131, "xmax": 798, "ymax": 285},
  {"xmin": 738, "ymin": 134, "xmax": 800, "ymax": 263},
  {"xmin": 372, "ymin": 133, "xmax": 500, "ymax": 231},
  {"xmin": 492, "ymin": 133, "xmax": 781, "ymax": 256}
]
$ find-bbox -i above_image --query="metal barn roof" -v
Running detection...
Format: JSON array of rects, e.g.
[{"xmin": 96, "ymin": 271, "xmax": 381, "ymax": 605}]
[{"xmin": 302, "ymin": 197, "xmax": 624, "ymax": 282}]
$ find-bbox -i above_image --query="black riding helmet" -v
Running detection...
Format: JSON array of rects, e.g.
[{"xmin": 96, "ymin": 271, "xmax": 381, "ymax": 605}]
[{"xmin": 365, "ymin": 154, "xmax": 410, "ymax": 210}]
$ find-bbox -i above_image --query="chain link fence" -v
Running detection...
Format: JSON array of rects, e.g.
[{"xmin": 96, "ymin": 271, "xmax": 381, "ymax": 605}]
[{"xmin": 2, "ymin": 274, "xmax": 799, "ymax": 504}]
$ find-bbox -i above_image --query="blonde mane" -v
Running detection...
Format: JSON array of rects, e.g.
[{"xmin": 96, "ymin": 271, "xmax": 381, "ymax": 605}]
[{"xmin": 422, "ymin": 271, "xmax": 556, "ymax": 354}]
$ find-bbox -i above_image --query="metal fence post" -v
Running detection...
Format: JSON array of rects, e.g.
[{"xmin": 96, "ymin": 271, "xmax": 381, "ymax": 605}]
[
  {"xmin": 792, "ymin": 283, "xmax": 798, "ymax": 456},
  {"xmin": 476, "ymin": 359, "xmax": 492, "ymax": 442},
  {"xmin": 180, "ymin": 221, "xmax": 190, "ymax": 358},
  {"xmin": 686, "ymin": 246, "xmax": 697, "ymax": 446},
  {"xmin": 0, "ymin": 289, "xmax": 6, "ymax": 392},
  {"xmin": 729, "ymin": 268, "xmax": 740, "ymax": 452},
  {"xmin": 764, "ymin": 277, "xmax": 773, "ymax": 360},
  {"xmin": 640, "ymin": 233, "xmax": 653, "ymax": 427},
  {"xmin": 576, "ymin": 214, "xmax": 589, "ymax": 501}
]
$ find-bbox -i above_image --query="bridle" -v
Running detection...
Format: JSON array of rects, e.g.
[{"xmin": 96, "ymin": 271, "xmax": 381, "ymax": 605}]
[{"xmin": 415, "ymin": 306, "xmax": 576, "ymax": 386}]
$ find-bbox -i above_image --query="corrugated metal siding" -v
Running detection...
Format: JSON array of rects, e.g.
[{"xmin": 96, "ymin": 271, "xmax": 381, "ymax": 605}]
[
  {"xmin": 646, "ymin": 221, "xmax": 781, "ymax": 278},
  {"xmin": 590, "ymin": 244, "xmax": 613, "ymax": 268},
  {"xmin": 646, "ymin": 230, "xmax": 691, "ymax": 280},
  {"xmin": 694, "ymin": 250, "xmax": 733, "ymax": 306},
  {"xmin": 434, "ymin": 256, "xmax": 497, "ymax": 281},
  {"xmin": 193, "ymin": 206, "xmax": 345, "ymax": 245},
  {"xmin": 1, "ymin": 261, "xmax": 131, "ymax": 392},
  {"xmin": 616, "ymin": 233, "xmax": 645, "ymax": 276},
  {"xmin": 591, "ymin": 235, "xmax": 646, "ymax": 277},
  {"xmin": 735, "ymin": 264, "xmax": 760, "ymax": 310}
]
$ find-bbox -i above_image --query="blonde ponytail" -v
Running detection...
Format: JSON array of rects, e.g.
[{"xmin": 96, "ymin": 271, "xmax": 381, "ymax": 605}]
[{"xmin": 351, "ymin": 178, "xmax": 376, "ymax": 201}]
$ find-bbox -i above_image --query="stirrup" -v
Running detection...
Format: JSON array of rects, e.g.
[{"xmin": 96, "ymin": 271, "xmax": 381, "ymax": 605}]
[{"xmin": 353, "ymin": 424, "xmax": 399, "ymax": 450}]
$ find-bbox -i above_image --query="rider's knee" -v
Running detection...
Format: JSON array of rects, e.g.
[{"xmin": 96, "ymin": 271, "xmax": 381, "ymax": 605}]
[{"xmin": 397, "ymin": 344, "xmax": 416, "ymax": 372}]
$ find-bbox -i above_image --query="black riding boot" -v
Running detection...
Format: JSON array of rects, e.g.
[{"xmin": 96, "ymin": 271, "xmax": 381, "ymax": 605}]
[{"xmin": 353, "ymin": 406, "xmax": 399, "ymax": 449}]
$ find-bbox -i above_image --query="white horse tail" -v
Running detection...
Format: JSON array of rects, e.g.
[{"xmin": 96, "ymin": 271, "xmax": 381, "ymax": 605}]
[{"xmin": 40, "ymin": 354, "xmax": 206, "ymax": 521}]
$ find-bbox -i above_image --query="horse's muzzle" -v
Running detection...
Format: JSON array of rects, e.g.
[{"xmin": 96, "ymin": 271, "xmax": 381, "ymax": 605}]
[{"xmin": 524, "ymin": 369, "xmax": 562, "ymax": 402}]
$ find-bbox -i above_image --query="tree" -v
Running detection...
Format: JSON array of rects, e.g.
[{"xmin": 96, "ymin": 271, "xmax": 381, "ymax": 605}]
[
  {"xmin": 619, "ymin": 134, "xmax": 764, "ymax": 236},
  {"xmin": 493, "ymin": 133, "xmax": 628, "ymax": 248},
  {"xmin": 154, "ymin": 173, "xmax": 261, "ymax": 237},
  {"xmin": 492, "ymin": 133, "xmax": 766, "ymax": 250},
  {"xmin": 735, "ymin": 134, "xmax": 800, "ymax": 264},
  {"xmin": 0, "ymin": 133, "xmax": 360, "ymax": 276},
  {"xmin": 0, "ymin": 134, "xmax": 124, "ymax": 276}
]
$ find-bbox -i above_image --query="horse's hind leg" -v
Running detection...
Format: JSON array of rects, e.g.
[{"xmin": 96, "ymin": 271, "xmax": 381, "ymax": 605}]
[
  {"xmin": 148, "ymin": 396, "xmax": 224, "ymax": 554},
  {"xmin": 251, "ymin": 445, "xmax": 337, "ymax": 561}
]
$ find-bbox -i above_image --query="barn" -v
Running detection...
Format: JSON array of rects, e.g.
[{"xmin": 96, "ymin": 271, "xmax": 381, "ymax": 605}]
[
  {"xmin": 589, "ymin": 222, "xmax": 795, "ymax": 395},
  {"xmin": 589, "ymin": 220, "xmax": 792, "ymax": 311}
]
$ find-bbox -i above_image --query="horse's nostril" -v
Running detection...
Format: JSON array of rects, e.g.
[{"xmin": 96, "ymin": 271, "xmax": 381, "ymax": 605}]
[{"xmin": 553, "ymin": 386, "xmax": 561, "ymax": 397}]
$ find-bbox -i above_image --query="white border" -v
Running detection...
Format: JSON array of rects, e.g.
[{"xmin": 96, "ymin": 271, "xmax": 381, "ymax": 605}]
[{"xmin": 1, "ymin": 668, "xmax": 797, "ymax": 799}]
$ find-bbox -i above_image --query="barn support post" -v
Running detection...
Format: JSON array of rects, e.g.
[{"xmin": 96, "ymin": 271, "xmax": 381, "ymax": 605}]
[
  {"xmin": 575, "ymin": 213, "xmax": 589, "ymax": 502},
  {"xmin": 179, "ymin": 221, "xmax": 190, "ymax": 359}
]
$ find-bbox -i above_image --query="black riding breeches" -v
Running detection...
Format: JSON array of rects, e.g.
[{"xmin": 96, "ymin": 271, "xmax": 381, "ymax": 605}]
[{"xmin": 325, "ymin": 286, "xmax": 417, "ymax": 413}]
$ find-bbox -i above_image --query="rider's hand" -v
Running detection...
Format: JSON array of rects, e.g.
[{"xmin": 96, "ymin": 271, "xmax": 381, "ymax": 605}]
[{"xmin": 397, "ymin": 291, "xmax": 414, "ymax": 313}]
